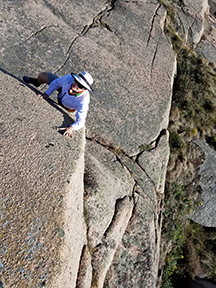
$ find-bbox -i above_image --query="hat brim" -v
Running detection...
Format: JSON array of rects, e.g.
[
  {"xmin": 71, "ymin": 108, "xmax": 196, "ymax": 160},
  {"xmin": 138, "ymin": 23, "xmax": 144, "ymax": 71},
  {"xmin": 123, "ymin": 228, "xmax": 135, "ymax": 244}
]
[{"xmin": 72, "ymin": 74, "xmax": 93, "ymax": 91}]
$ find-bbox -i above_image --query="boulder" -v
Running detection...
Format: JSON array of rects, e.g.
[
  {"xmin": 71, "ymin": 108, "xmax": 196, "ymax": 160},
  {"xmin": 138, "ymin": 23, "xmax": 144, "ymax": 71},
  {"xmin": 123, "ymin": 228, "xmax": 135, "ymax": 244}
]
[
  {"xmin": 196, "ymin": 1, "xmax": 216, "ymax": 67},
  {"xmin": 174, "ymin": 0, "xmax": 209, "ymax": 47},
  {"xmin": 190, "ymin": 138, "xmax": 216, "ymax": 227}
]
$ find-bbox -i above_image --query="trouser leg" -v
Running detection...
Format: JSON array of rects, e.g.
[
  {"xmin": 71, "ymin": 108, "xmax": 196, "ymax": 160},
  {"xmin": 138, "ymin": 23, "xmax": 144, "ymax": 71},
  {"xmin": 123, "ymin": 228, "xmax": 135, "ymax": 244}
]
[
  {"xmin": 23, "ymin": 72, "xmax": 51, "ymax": 87},
  {"xmin": 37, "ymin": 72, "xmax": 50, "ymax": 85}
]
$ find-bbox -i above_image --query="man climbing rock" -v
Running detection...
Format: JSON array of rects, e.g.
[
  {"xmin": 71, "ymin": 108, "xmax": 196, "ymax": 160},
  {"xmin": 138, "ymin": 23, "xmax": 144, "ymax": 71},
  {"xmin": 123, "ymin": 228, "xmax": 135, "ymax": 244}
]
[{"xmin": 23, "ymin": 71, "xmax": 94, "ymax": 138}]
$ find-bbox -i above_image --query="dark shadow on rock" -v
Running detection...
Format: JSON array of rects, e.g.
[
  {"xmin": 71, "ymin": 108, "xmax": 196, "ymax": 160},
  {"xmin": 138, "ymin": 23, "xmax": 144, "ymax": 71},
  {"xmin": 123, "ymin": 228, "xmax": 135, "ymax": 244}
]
[
  {"xmin": 172, "ymin": 273, "xmax": 216, "ymax": 288},
  {"xmin": 0, "ymin": 67, "xmax": 74, "ymax": 133}
]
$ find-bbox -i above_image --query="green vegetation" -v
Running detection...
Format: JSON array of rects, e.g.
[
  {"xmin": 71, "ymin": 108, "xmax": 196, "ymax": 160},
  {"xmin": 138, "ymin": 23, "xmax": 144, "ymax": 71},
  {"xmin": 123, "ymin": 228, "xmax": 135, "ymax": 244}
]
[
  {"xmin": 169, "ymin": 131, "xmax": 185, "ymax": 151},
  {"xmin": 161, "ymin": 184, "xmax": 197, "ymax": 288},
  {"xmin": 160, "ymin": 1, "xmax": 216, "ymax": 287},
  {"xmin": 183, "ymin": 222, "xmax": 216, "ymax": 282},
  {"xmin": 206, "ymin": 132, "xmax": 216, "ymax": 150},
  {"xmin": 172, "ymin": 48, "xmax": 216, "ymax": 138},
  {"xmin": 162, "ymin": 217, "xmax": 216, "ymax": 287},
  {"xmin": 57, "ymin": 227, "xmax": 65, "ymax": 238},
  {"xmin": 139, "ymin": 143, "xmax": 152, "ymax": 152}
]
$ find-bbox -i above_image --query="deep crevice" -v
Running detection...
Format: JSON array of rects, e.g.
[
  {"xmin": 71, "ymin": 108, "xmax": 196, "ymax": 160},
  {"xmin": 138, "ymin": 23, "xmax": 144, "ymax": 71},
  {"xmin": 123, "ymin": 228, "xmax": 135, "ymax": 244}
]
[
  {"xmin": 136, "ymin": 129, "xmax": 167, "ymax": 159},
  {"xmin": 86, "ymin": 128, "xmax": 167, "ymax": 200},
  {"xmin": 86, "ymin": 135, "xmax": 158, "ymax": 205}
]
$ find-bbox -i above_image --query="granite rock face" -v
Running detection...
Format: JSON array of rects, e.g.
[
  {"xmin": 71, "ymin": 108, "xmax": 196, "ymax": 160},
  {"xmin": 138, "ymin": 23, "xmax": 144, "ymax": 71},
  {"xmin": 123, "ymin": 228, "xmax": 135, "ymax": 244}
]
[
  {"xmin": 190, "ymin": 138, "xmax": 216, "ymax": 228},
  {"xmin": 174, "ymin": 0, "xmax": 216, "ymax": 68},
  {"xmin": 174, "ymin": 0, "xmax": 208, "ymax": 47},
  {"xmin": 0, "ymin": 72, "xmax": 86, "ymax": 287},
  {"xmin": 196, "ymin": 0, "xmax": 216, "ymax": 67},
  {"xmin": 0, "ymin": 0, "xmax": 181, "ymax": 287}
]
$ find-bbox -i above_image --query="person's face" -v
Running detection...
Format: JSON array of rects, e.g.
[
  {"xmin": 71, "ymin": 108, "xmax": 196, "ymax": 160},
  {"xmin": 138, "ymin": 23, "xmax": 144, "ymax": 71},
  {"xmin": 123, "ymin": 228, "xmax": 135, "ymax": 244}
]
[{"xmin": 71, "ymin": 80, "xmax": 85, "ymax": 92}]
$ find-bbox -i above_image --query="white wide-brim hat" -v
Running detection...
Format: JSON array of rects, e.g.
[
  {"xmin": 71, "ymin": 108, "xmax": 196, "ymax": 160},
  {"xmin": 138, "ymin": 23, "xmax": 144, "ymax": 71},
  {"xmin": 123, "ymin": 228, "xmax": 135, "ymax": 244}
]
[{"xmin": 72, "ymin": 71, "xmax": 94, "ymax": 91}]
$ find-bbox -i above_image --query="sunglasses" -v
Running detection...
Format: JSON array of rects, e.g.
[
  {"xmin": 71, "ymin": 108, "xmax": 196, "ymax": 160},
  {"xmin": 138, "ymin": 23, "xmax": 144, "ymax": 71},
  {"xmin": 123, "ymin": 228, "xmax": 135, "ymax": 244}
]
[{"xmin": 75, "ymin": 80, "xmax": 84, "ymax": 89}]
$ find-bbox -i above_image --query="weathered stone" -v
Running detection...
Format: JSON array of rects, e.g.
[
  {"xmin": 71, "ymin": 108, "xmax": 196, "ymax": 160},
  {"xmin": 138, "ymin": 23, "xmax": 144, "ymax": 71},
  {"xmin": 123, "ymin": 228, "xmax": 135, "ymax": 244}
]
[
  {"xmin": 0, "ymin": 0, "xmax": 175, "ymax": 158},
  {"xmin": 190, "ymin": 138, "xmax": 216, "ymax": 227},
  {"xmin": 175, "ymin": 0, "xmax": 209, "ymax": 47},
  {"xmin": 84, "ymin": 140, "xmax": 134, "ymax": 249},
  {"xmin": 0, "ymin": 72, "xmax": 86, "ymax": 287},
  {"xmin": 91, "ymin": 196, "xmax": 134, "ymax": 288},
  {"xmin": 119, "ymin": 154, "xmax": 157, "ymax": 205},
  {"xmin": 138, "ymin": 131, "xmax": 170, "ymax": 194},
  {"xmin": 76, "ymin": 245, "xmax": 92, "ymax": 288},
  {"xmin": 0, "ymin": 0, "xmax": 103, "ymax": 76},
  {"xmin": 72, "ymin": 1, "xmax": 176, "ymax": 156},
  {"xmin": 53, "ymin": 150, "xmax": 87, "ymax": 288},
  {"xmin": 0, "ymin": 0, "xmax": 177, "ymax": 287},
  {"xmin": 196, "ymin": 11, "xmax": 216, "ymax": 67},
  {"xmin": 104, "ymin": 188, "xmax": 160, "ymax": 288}
]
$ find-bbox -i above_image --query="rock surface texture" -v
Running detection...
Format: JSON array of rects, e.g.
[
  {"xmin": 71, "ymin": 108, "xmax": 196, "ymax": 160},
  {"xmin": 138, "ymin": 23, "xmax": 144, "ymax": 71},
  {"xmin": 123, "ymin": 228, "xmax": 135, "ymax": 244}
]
[
  {"xmin": 173, "ymin": 0, "xmax": 216, "ymax": 229},
  {"xmin": 175, "ymin": 0, "xmax": 216, "ymax": 66},
  {"xmin": 6, "ymin": 0, "xmax": 216, "ymax": 287},
  {"xmin": 190, "ymin": 139, "xmax": 216, "ymax": 227},
  {"xmin": 196, "ymin": 0, "xmax": 216, "ymax": 66}
]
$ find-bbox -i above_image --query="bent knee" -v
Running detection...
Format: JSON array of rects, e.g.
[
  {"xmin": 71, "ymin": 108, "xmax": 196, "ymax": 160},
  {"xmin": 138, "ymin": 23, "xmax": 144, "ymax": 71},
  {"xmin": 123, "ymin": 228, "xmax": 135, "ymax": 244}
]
[{"xmin": 38, "ymin": 72, "xmax": 49, "ymax": 84}]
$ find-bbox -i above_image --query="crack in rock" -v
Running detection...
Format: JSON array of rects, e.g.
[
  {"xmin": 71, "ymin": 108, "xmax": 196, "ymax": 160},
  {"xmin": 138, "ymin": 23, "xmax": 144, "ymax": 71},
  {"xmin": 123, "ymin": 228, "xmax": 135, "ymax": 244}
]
[
  {"xmin": 83, "ymin": 129, "xmax": 168, "ymax": 286},
  {"xmin": 150, "ymin": 36, "xmax": 160, "ymax": 76},
  {"xmin": 85, "ymin": 131, "xmax": 168, "ymax": 205},
  {"xmin": 23, "ymin": 25, "xmax": 59, "ymax": 43},
  {"xmin": 147, "ymin": 3, "xmax": 161, "ymax": 46},
  {"xmin": 76, "ymin": 245, "xmax": 92, "ymax": 288},
  {"xmin": 90, "ymin": 195, "xmax": 134, "ymax": 288},
  {"xmin": 117, "ymin": 153, "xmax": 157, "ymax": 206},
  {"xmin": 134, "ymin": 129, "xmax": 167, "ymax": 166},
  {"xmin": 137, "ymin": 130, "xmax": 170, "ymax": 195},
  {"xmin": 55, "ymin": 1, "xmax": 117, "ymax": 73},
  {"xmin": 54, "ymin": 34, "xmax": 80, "ymax": 73},
  {"xmin": 177, "ymin": 11, "xmax": 186, "ymax": 36},
  {"xmin": 77, "ymin": 195, "xmax": 136, "ymax": 288},
  {"xmin": 177, "ymin": 2, "xmax": 208, "ymax": 48}
]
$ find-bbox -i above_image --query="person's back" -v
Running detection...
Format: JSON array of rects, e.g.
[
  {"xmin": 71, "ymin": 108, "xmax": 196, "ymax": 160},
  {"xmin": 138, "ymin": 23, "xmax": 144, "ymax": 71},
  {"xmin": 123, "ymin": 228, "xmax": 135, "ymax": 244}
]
[{"xmin": 23, "ymin": 70, "xmax": 94, "ymax": 138}]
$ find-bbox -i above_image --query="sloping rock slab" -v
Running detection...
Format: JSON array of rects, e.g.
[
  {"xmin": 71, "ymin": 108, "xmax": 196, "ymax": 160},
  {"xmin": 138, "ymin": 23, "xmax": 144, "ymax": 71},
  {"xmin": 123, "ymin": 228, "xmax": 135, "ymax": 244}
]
[
  {"xmin": 0, "ymin": 0, "xmax": 175, "ymax": 157},
  {"xmin": 81, "ymin": 0, "xmax": 175, "ymax": 155},
  {"xmin": 0, "ymin": 0, "xmax": 102, "ymax": 76},
  {"xmin": 196, "ymin": 11, "xmax": 216, "ymax": 67},
  {"xmin": 190, "ymin": 138, "xmax": 216, "ymax": 227},
  {"xmin": 0, "ymin": 72, "xmax": 86, "ymax": 287},
  {"xmin": 104, "ymin": 188, "xmax": 160, "ymax": 288},
  {"xmin": 84, "ymin": 140, "xmax": 135, "ymax": 249},
  {"xmin": 0, "ymin": 0, "xmax": 174, "ymax": 287}
]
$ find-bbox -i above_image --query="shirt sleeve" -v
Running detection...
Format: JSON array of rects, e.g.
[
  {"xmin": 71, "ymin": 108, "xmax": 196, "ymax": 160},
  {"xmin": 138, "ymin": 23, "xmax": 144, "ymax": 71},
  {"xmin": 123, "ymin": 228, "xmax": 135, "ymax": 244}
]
[
  {"xmin": 70, "ymin": 105, "xmax": 89, "ymax": 131},
  {"xmin": 45, "ymin": 75, "xmax": 72, "ymax": 96}
]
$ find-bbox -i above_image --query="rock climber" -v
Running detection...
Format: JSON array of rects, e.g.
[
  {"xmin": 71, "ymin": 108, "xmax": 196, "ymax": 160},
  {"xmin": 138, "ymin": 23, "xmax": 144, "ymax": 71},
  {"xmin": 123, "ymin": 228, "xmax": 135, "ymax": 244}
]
[{"xmin": 23, "ymin": 71, "xmax": 94, "ymax": 138}]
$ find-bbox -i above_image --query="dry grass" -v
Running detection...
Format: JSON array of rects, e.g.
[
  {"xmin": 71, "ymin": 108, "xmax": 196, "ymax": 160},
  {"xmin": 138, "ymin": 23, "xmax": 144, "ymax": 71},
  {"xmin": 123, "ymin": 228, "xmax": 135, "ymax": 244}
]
[
  {"xmin": 183, "ymin": 221, "xmax": 216, "ymax": 281},
  {"xmin": 161, "ymin": 3, "xmax": 216, "ymax": 286}
]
